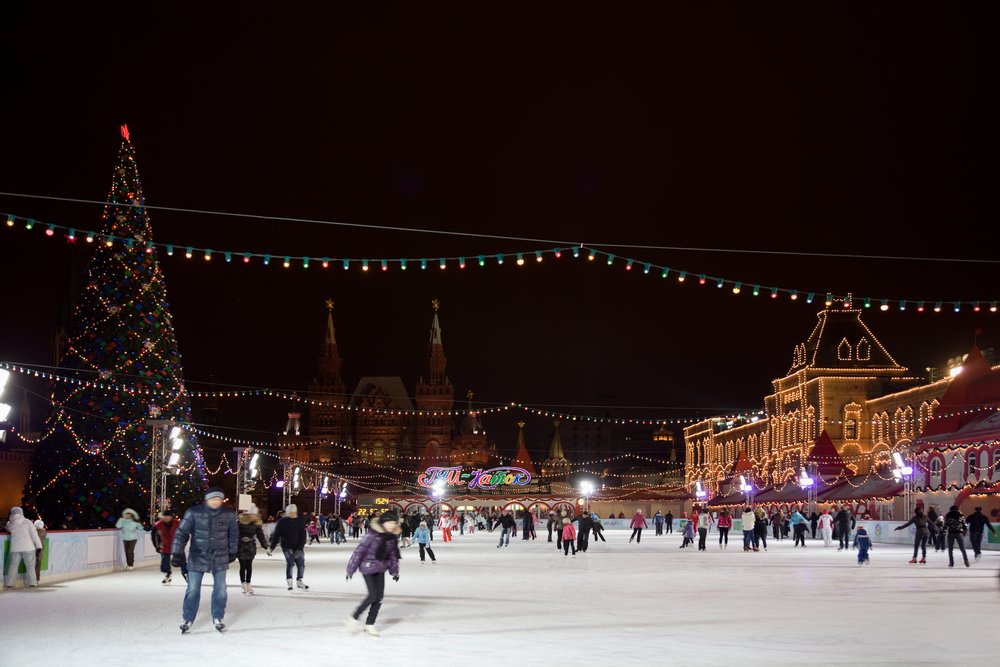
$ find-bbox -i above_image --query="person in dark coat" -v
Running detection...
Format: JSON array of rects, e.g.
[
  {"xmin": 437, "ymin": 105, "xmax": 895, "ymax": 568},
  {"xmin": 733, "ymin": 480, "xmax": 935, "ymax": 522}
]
[
  {"xmin": 237, "ymin": 504, "xmax": 269, "ymax": 594},
  {"xmin": 665, "ymin": 511, "xmax": 674, "ymax": 534},
  {"xmin": 424, "ymin": 512, "xmax": 435, "ymax": 541},
  {"xmin": 346, "ymin": 511, "xmax": 401, "ymax": 637},
  {"xmin": 546, "ymin": 511, "xmax": 557, "ymax": 542},
  {"xmin": 592, "ymin": 514, "xmax": 607, "ymax": 542},
  {"xmin": 894, "ymin": 506, "xmax": 930, "ymax": 564},
  {"xmin": 522, "ymin": 510, "xmax": 535, "ymax": 540},
  {"xmin": 171, "ymin": 487, "xmax": 239, "ymax": 633},
  {"xmin": 927, "ymin": 506, "xmax": 943, "ymax": 551},
  {"xmin": 943, "ymin": 505, "xmax": 970, "ymax": 568},
  {"xmin": 496, "ymin": 511, "xmax": 516, "ymax": 548},
  {"xmin": 268, "ymin": 503, "xmax": 309, "ymax": 591},
  {"xmin": 834, "ymin": 507, "xmax": 852, "ymax": 551},
  {"xmin": 809, "ymin": 511, "xmax": 819, "ymax": 539},
  {"xmin": 965, "ymin": 507, "xmax": 995, "ymax": 561},
  {"xmin": 576, "ymin": 511, "xmax": 594, "ymax": 553}
]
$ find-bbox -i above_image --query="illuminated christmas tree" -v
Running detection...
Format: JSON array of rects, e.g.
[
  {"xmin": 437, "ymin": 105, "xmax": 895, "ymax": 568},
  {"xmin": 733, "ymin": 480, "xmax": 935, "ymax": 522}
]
[{"xmin": 23, "ymin": 125, "xmax": 206, "ymax": 527}]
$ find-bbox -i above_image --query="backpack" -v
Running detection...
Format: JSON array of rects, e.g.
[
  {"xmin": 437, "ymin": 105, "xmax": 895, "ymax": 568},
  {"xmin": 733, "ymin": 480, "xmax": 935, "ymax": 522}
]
[{"xmin": 945, "ymin": 514, "xmax": 966, "ymax": 535}]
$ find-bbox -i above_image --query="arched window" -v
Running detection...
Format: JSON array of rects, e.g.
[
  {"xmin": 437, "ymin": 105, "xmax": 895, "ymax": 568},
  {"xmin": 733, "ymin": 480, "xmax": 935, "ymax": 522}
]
[
  {"xmin": 856, "ymin": 337, "xmax": 871, "ymax": 361},
  {"xmin": 837, "ymin": 338, "xmax": 853, "ymax": 361},
  {"xmin": 968, "ymin": 451, "xmax": 978, "ymax": 480},
  {"xmin": 993, "ymin": 448, "xmax": 1000, "ymax": 480}
]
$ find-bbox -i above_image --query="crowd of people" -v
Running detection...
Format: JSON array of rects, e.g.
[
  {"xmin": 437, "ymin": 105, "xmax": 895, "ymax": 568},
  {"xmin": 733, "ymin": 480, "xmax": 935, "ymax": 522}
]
[{"xmin": 4, "ymin": 494, "xmax": 997, "ymax": 635}]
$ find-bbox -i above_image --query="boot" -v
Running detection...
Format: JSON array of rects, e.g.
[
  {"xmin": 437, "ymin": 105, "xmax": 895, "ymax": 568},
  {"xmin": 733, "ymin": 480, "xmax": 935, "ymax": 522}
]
[
  {"xmin": 241, "ymin": 582, "xmax": 249, "ymax": 594},
  {"xmin": 345, "ymin": 617, "xmax": 360, "ymax": 632},
  {"xmin": 363, "ymin": 624, "xmax": 380, "ymax": 638},
  {"xmin": 246, "ymin": 583, "xmax": 255, "ymax": 595},
  {"xmin": 908, "ymin": 558, "xmax": 917, "ymax": 564},
  {"xmin": 296, "ymin": 579, "xmax": 309, "ymax": 590},
  {"xmin": 919, "ymin": 558, "xmax": 926, "ymax": 564},
  {"xmin": 287, "ymin": 578, "xmax": 293, "ymax": 590},
  {"xmin": 162, "ymin": 573, "xmax": 171, "ymax": 584}
]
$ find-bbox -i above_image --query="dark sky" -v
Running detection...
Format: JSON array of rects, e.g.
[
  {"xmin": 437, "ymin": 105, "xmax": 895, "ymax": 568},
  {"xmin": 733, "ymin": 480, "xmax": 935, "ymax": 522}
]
[{"xmin": 0, "ymin": 5, "xmax": 996, "ymax": 461}]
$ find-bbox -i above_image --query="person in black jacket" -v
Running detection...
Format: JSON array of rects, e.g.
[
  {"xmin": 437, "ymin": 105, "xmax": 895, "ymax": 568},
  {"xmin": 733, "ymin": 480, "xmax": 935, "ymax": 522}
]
[
  {"xmin": 809, "ymin": 511, "xmax": 819, "ymax": 539},
  {"xmin": 171, "ymin": 487, "xmax": 238, "ymax": 633},
  {"xmin": 927, "ymin": 506, "xmax": 943, "ymax": 551},
  {"xmin": 546, "ymin": 511, "xmax": 557, "ymax": 542},
  {"xmin": 943, "ymin": 505, "xmax": 970, "ymax": 568},
  {"xmin": 965, "ymin": 507, "xmax": 995, "ymax": 561},
  {"xmin": 835, "ymin": 508, "xmax": 852, "ymax": 551},
  {"xmin": 268, "ymin": 503, "xmax": 310, "ymax": 590},
  {"xmin": 496, "ymin": 511, "xmax": 516, "ymax": 548},
  {"xmin": 576, "ymin": 512, "xmax": 594, "ymax": 553},
  {"xmin": 237, "ymin": 504, "xmax": 270, "ymax": 594},
  {"xmin": 894, "ymin": 507, "xmax": 931, "ymax": 564},
  {"xmin": 665, "ymin": 511, "xmax": 674, "ymax": 534}
]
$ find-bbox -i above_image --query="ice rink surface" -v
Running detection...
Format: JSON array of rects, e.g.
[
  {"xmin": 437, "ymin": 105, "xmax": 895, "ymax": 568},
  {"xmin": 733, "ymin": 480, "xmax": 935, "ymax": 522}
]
[{"xmin": 2, "ymin": 529, "xmax": 997, "ymax": 666}]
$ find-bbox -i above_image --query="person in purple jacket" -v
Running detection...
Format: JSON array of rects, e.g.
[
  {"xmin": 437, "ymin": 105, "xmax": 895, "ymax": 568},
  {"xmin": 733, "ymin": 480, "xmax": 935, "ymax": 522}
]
[{"xmin": 345, "ymin": 510, "xmax": 401, "ymax": 637}]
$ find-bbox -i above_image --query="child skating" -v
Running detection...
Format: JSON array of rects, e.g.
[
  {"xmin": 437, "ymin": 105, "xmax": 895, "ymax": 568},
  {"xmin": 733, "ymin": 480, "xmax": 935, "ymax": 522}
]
[
  {"xmin": 412, "ymin": 522, "xmax": 436, "ymax": 563},
  {"xmin": 346, "ymin": 511, "xmax": 401, "ymax": 637},
  {"xmin": 853, "ymin": 525, "xmax": 872, "ymax": 566}
]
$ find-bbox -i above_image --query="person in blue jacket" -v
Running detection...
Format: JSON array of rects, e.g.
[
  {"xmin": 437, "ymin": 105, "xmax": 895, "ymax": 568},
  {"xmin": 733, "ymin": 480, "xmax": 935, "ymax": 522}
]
[
  {"xmin": 412, "ymin": 522, "xmax": 436, "ymax": 563},
  {"xmin": 789, "ymin": 510, "xmax": 809, "ymax": 547},
  {"xmin": 853, "ymin": 525, "xmax": 872, "ymax": 566},
  {"xmin": 171, "ymin": 487, "xmax": 238, "ymax": 633}
]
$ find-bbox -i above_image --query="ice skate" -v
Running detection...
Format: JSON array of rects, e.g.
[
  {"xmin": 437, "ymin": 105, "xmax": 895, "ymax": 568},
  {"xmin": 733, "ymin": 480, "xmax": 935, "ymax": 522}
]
[
  {"xmin": 287, "ymin": 578, "xmax": 293, "ymax": 590},
  {"xmin": 908, "ymin": 558, "xmax": 917, "ymax": 564},
  {"xmin": 162, "ymin": 573, "xmax": 172, "ymax": 584},
  {"xmin": 345, "ymin": 617, "xmax": 360, "ymax": 632},
  {"xmin": 975, "ymin": 554, "xmax": 982, "ymax": 562},
  {"xmin": 180, "ymin": 621, "xmax": 191, "ymax": 634},
  {"xmin": 126, "ymin": 566, "xmax": 134, "ymax": 571},
  {"xmin": 182, "ymin": 572, "xmax": 189, "ymax": 583},
  {"xmin": 296, "ymin": 579, "xmax": 309, "ymax": 590},
  {"xmin": 919, "ymin": 558, "xmax": 926, "ymax": 564},
  {"xmin": 213, "ymin": 619, "xmax": 226, "ymax": 633},
  {"xmin": 363, "ymin": 624, "xmax": 380, "ymax": 638},
  {"xmin": 246, "ymin": 584, "xmax": 255, "ymax": 595},
  {"xmin": 241, "ymin": 582, "xmax": 249, "ymax": 594}
]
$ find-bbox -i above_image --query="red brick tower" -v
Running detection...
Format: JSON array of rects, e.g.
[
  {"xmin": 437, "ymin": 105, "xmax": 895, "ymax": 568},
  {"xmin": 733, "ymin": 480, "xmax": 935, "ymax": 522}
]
[
  {"xmin": 307, "ymin": 299, "xmax": 347, "ymax": 462},
  {"xmin": 415, "ymin": 299, "xmax": 454, "ymax": 459}
]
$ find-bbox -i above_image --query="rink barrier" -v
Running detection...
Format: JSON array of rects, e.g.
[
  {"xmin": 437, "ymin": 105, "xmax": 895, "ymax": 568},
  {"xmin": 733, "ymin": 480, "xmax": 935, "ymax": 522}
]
[{"xmin": 1, "ymin": 528, "xmax": 159, "ymax": 588}]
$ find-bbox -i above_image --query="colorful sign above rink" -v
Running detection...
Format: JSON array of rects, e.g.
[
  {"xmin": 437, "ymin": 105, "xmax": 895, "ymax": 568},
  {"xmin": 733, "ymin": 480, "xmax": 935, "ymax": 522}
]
[{"xmin": 417, "ymin": 466, "xmax": 532, "ymax": 491}]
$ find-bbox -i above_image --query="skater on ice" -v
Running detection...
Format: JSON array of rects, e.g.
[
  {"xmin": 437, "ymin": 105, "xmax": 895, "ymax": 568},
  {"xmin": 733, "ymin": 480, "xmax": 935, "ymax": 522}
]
[
  {"xmin": 965, "ymin": 507, "xmax": 994, "ymax": 562},
  {"xmin": 237, "ymin": 504, "xmax": 270, "ymax": 594},
  {"xmin": 152, "ymin": 509, "xmax": 187, "ymax": 583},
  {"xmin": 116, "ymin": 508, "xmax": 144, "ymax": 570},
  {"xmin": 412, "ymin": 520, "xmax": 436, "ymax": 563},
  {"xmin": 853, "ymin": 525, "xmax": 872, "ymax": 565},
  {"xmin": 4, "ymin": 507, "xmax": 42, "ymax": 589},
  {"xmin": 268, "ymin": 503, "xmax": 310, "ymax": 590},
  {"xmin": 629, "ymin": 509, "xmax": 647, "ymax": 543},
  {"xmin": 894, "ymin": 506, "xmax": 930, "ymax": 564},
  {"xmin": 346, "ymin": 510, "xmax": 401, "ymax": 637},
  {"xmin": 943, "ymin": 505, "xmax": 970, "ymax": 568},
  {"xmin": 818, "ymin": 509, "xmax": 834, "ymax": 548},
  {"xmin": 171, "ymin": 487, "xmax": 238, "ymax": 633}
]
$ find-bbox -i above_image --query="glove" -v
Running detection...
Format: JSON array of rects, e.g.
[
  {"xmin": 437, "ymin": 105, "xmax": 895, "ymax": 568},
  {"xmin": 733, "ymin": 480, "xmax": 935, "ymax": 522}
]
[
  {"xmin": 346, "ymin": 573, "xmax": 353, "ymax": 581},
  {"xmin": 392, "ymin": 574, "xmax": 399, "ymax": 582},
  {"xmin": 171, "ymin": 554, "xmax": 185, "ymax": 568},
  {"xmin": 229, "ymin": 554, "xmax": 237, "ymax": 563}
]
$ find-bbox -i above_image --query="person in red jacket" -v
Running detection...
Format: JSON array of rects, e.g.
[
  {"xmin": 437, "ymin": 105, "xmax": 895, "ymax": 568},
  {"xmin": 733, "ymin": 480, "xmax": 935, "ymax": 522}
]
[
  {"xmin": 561, "ymin": 517, "xmax": 577, "ymax": 556},
  {"xmin": 629, "ymin": 510, "xmax": 648, "ymax": 543},
  {"xmin": 717, "ymin": 509, "xmax": 733, "ymax": 549},
  {"xmin": 152, "ymin": 510, "xmax": 187, "ymax": 584}
]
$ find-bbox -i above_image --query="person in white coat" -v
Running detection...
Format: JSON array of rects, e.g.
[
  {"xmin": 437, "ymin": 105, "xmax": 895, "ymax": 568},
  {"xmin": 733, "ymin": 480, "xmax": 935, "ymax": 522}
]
[
  {"xmin": 4, "ymin": 507, "xmax": 43, "ymax": 589},
  {"xmin": 817, "ymin": 509, "xmax": 835, "ymax": 548},
  {"xmin": 741, "ymin": 507, "xmax": 757, "ymax": 552}
]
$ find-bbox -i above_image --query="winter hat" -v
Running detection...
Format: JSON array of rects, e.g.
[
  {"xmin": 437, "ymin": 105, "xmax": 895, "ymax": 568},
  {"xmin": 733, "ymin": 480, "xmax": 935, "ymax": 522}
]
[
  {"xmin": 562, "ymin": 517, "xmax": 571, "ymax": 524},
  {"xmin": 204, "ymin": 487, "xmax": 225, "ymax": 501},
  {"xmin": 33, "ymin": 520, "xmax": 44, "ymax": 529},
  {"xmin": 285, "ymin": 504, "xmax": 298, "ymax": 515},
  {"xmin": 949, "ymin": 505, "xmax": 958, "ymax": 511},
  {"xmin": 159, "ymin": 509, "xmax": 174, "ymax": 518},
  {"xmin": 380, "ymin": 511, "xmax": 399, "ymax": 523},
  {"xmin": 9, "ymin": 506, "xmax": 23, "ymax": 516},
  {"xmin": 244, "ymin": 504, "xmax": 260, "ymax": 515}
]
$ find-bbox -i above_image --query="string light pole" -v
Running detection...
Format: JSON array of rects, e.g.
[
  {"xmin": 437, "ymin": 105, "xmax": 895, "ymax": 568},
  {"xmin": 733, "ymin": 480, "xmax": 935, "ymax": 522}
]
[
  {"xmin": 798, "ymin": 467, "xmax": 816, "ymax": 515},
  {"xmin": 892, "ymin": 452, "xmax": 914, "ymax": 519},
  {"xmin": 0, "ymin": 369, "xmax": 12, "ymax": 443}
]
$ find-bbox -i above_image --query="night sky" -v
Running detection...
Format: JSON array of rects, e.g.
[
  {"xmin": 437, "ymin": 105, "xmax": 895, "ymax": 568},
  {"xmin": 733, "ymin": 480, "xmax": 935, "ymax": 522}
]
[{"xmin": 1, "ymin": 5, "xmax": 996, "ymax": 462}]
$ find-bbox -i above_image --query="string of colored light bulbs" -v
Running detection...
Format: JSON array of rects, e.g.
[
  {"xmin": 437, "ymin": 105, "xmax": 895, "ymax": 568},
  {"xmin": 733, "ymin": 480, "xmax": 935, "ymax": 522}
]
[
  {"xmin": 7, "ymin": 361, "xmax": 995, "ymax": 428},
  {"xmin": 4, "ymin": 211, "xmax": 997, "ymax": 313}
]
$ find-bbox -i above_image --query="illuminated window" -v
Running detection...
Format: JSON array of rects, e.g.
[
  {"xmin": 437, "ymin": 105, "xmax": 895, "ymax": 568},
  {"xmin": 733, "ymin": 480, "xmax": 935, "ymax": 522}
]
[
  {"xmin": 844, "ymin": 419, "xmax": 857, "ymax": 440},
  {"xmin": 856, "ymin": 337, "xmax": 871, "ymax": 361},
  {"xmin": 837, "ymin": 338, "xmax": 852, "ymax": 361}
]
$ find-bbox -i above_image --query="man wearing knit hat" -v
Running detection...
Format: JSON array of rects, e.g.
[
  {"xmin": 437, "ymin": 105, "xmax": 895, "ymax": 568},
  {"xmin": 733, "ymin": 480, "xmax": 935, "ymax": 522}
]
[{"xmin": 171, "ymin": 487, "xmax": 238, "ymax": 633}]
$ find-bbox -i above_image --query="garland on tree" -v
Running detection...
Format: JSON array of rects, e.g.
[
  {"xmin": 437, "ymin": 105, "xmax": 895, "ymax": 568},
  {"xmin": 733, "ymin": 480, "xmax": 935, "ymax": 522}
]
[{"xmin": 22, "ymin": 125, "xmax": 206, "ymax": 527}]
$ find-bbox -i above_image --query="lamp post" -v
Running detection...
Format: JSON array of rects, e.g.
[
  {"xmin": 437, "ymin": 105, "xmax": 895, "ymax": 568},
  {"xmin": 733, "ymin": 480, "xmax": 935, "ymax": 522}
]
[
  {"xmin": 145, "ymin": 420, "xmax": 185, "ymax": 522},
  {"xmin": 798, "ymin": 467, "xmax": 815, "ymax": 515},
  {"xmin": 739, "ymin": 475, "xmax": 754, "ymax": 507},
  {"xmin": 336, "ymin": 481, "xmax": 347, "ymax": 518},
  {"xmin": 315, "ymin": 475, "xmax": 330, "ymax": 517},
  {"xmin": 431, "ymin": 480, "xmax": 446, "ymax": 520},
  {"xmin": 281, "ymin": 464, "xmax": 301, "ymax": 510},
  {"xmin": 579, "ymin": 480, "xmax": 596, "ymax": 515},
  {"xmin": 0, "ymin": 369, "xmax": 12, "ymax": 443},
  {"xmin": 893, "ymin": 452, "xmax": 914, "ymax": 519}
]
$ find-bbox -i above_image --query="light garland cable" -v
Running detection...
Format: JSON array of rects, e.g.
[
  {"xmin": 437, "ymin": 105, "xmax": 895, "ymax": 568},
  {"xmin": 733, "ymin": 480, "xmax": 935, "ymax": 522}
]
[{"xmin": 3, "ymin": 211, "xmax": 998, "ymax": 312}]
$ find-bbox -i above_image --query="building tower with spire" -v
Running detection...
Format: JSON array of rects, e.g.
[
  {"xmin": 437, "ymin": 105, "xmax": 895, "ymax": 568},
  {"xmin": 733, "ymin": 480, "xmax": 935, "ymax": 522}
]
[
  {"xmin": 448, "ymin": 390, "xmax": 496, "ymax": 467},
  {"xmin": 542, "ymin": 419, "xmax": 571, "ymax": 478},
  {"xmin": 307, "ymin": 299, "xmax": 348, "ymax": 463},
  {"xmin": 415, "ymin": 300, "xmax": 455, "ymax": 459}
]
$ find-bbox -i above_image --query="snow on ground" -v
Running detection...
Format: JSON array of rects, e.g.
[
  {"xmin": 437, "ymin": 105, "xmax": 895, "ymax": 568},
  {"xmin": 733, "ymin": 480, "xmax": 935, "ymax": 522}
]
[{"xmin": 2, "ymin": 529, "xmax": 997, "ymax": 666}]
